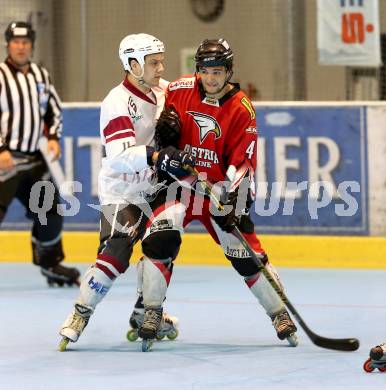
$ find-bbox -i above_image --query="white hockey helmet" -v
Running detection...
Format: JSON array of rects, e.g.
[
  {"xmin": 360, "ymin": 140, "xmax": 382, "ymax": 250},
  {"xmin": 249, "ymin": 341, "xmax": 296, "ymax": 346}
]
[{"xmin": 118, "ymin": 33, "xmax": 165, "ymax": 73}]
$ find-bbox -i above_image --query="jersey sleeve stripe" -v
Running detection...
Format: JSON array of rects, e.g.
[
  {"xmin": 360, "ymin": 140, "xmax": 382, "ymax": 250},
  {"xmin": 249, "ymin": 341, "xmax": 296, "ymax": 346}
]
[
  {"xmin": 105, "ymin": 129, "xmax": 135, "ymax": 140},
  {"xmin": 105, "ymin": 132, "xmax": 135, "ymax": 144},
  {"xmin": 103, "ymin": 115, "xmax": 134, "ymax": 137}
]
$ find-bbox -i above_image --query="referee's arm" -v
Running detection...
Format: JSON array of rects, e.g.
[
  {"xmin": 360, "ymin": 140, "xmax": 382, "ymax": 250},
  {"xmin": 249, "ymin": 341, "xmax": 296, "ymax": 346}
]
[
  {"xmin": 0, "ymin": 130, "xmax": 6, "ymax": 153},
  {"xmin": 0, "ymin": 133, "xmax": 14, "ymax": 172},
  {"xmin": 44, "ymin": 76, "xmax": 63, "ymax": 141}
]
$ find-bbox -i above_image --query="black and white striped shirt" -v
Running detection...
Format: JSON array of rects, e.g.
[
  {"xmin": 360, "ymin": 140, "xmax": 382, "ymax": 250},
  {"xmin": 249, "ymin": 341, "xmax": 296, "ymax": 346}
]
[{"xmin": 0, "ymin": 59, "xmax": 62, "ymax": 154}]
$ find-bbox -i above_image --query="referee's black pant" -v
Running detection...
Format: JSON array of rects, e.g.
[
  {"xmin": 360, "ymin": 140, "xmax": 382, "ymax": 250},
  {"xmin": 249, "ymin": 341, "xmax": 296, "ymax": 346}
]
[{"xmin": 0, "ymin": 151, "xmax": 64, "ymax": 267}]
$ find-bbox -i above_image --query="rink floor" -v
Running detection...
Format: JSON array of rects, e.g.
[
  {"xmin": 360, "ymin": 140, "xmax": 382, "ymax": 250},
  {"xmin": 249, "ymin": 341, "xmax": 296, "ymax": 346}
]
[{"xmin": 0, "ymin": 263, "xmax": 385, "ymax": 390}]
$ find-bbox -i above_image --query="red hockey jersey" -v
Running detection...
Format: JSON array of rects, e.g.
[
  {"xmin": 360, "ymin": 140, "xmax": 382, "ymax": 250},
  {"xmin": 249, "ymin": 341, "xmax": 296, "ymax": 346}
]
[{"xmin": 165, "ymin": 74, "xmax": 257, "ymax": 189}]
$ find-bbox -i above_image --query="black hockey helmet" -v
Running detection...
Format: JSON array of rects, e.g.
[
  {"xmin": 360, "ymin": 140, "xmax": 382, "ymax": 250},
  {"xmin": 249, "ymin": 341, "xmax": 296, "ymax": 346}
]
[
  {"xmin": 5, "ymin": 21, "xmax": 36, "ymax": 44},
  {"xmin": 195, "ymin": 38, "xmax": 233, "ymax": 71}
]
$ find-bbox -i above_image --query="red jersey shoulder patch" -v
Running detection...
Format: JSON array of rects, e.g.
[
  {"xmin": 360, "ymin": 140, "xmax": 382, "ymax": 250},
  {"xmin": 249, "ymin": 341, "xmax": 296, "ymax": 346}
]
[{"xmin": 240, "ymin": 97, "xmax": 256, "ymax": 120}]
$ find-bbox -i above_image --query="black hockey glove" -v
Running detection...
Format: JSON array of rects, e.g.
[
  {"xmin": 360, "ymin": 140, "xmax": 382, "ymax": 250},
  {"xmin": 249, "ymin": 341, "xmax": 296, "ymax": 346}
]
[
  {"xmin": 155, "ymin": 107, "xmax": 181, "ymax": 149},
  {"xmin": 156, "ymin": 146, "xmax": 196, "ymax": 178},
  {"xmin": 211, "ymin": 191, "xmax": 239, "ymax": 233}
]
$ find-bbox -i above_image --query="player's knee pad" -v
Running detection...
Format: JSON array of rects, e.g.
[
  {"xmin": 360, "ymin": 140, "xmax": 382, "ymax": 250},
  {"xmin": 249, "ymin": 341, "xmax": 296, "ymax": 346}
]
[
  {"xmin": 96, "ymin": 237, "xmax": 132, "ymax": 275},
  {"xmin": 244, "ymin": 259, "xmax": 284, "ymax": 316},
  {"xmin": 227, "ymin": 253, "xmax": 268, "ymax": 277},
  {"xmin": 136, "ymin": 257, "xmax": 145, "ymax": 295},
  {"xmin": 142, "ymin": 230, "xmax": 181, "ymax": 260},
  {"xmin": 78, "ymin": 266, "xmax": 113, "ymax": 308},
  {"xmin": 142, "ymin": 256, "xmax": 172, "ymax": 307},
  {"xmin": 32, "ymin": 239, "xmax": 64, "ymax": 268}
]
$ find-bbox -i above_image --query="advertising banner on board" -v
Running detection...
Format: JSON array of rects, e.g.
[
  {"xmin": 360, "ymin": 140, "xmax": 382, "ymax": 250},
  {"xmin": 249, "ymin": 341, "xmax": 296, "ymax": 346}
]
[{"xmin": 2, "ymin": 104, "xmax": 369, "ymax": 235}]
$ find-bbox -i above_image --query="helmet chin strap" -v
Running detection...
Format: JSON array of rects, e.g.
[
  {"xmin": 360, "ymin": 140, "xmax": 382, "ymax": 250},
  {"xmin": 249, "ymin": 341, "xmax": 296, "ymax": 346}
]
[
  {"xmin": 129, "ymin": 65, "xmax": 152, "ymax": 90},
  {"xmin": 138, "ymin": 77, "xmax": 150, "ymax": 89},
  {"xmin": 217, "ymin": 70, "xmax": 233, "ymax": 94},
  {"xmin": 203, "ymin": 69, "xmax": 233, "ymax": 97}
]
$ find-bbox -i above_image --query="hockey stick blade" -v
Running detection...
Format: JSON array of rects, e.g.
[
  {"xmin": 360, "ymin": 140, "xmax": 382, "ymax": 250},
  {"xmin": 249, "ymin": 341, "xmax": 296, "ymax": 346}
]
[
  {"xmin": 294, "ymin": 309, "xmax": 359, "ymax": 351},
  {"xmin": 232, "ymin": 228, "xmax": 360, "ymax": 352},
  {"xmin": 187, "ymin": 167, "xmax": 360, "ymax": 352},
  {"xmin": 309, "ymin": 334, "xmax": 359, "ymax": 352}
]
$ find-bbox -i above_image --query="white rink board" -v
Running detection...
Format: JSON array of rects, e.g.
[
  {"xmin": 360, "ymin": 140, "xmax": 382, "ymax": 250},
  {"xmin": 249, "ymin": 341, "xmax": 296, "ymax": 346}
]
[{"xmin": 367, "ymin": 105, "xmax": 386, "ymax": 235}]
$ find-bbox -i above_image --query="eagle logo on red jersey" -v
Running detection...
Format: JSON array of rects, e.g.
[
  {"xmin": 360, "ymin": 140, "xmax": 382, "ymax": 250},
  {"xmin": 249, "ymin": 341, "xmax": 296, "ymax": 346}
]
[{"xmin": 187, "ymin": 112, "xmax": 222, "ymax": 144}]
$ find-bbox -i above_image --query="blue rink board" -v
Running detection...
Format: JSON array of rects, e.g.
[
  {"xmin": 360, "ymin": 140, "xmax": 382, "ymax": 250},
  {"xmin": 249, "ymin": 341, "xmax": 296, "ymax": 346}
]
[
  {"xmin": 252, "ymin": 106, "xmax": 368, "ymax": 235},
  {"xmin": 0, "ymin": 264, "xmax": 384, "ymax": 390},
  {"xmin": 1, "ymin": 106, "xmax": 369, "ymax": 235}
]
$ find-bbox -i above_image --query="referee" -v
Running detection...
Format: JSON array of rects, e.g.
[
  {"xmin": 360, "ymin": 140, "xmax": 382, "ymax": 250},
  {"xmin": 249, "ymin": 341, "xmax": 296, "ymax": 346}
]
[{"xmin": 0, "ymin": 21, "xmax": 79, "ymax": 286}]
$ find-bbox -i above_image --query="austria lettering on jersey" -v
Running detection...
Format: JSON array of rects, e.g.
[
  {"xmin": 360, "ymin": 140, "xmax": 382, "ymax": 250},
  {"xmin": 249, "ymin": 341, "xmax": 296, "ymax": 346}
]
[{"xmin": 183, "ymin": 144, "xmax": 219, "ymax": 168}]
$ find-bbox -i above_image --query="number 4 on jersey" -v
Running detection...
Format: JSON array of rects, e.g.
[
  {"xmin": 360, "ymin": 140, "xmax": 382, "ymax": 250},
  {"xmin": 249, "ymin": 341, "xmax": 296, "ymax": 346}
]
[{"xmin": 246, "ymin": 140, "xmax": 256, "ymax": 159}]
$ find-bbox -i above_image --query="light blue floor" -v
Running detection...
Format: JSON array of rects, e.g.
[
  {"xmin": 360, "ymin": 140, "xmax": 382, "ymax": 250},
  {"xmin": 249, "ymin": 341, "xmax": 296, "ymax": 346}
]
[{"xmin": 0, "ymin": 263, "xmax": 385, "ymax": 390}]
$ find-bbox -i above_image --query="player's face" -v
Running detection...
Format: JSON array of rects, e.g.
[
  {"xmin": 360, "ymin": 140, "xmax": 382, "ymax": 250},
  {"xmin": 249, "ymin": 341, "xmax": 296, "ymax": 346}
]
[
  {"xmin": 199, "ymin": 66, "xmax": 228, "ymax": 96},
  {"xmin": 7, "ymin": 37, "xmax": 33, "ymax": 67},
  {"xmin": 143, "ymin": 53, "xmax": 165, "ymax": 88}
]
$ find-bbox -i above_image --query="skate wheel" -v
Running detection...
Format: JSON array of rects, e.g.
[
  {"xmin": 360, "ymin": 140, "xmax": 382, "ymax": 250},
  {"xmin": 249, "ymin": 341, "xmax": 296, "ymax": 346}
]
[
  {"xmin": 142, "ymin": 339, "xmax": 153, "ymax": 352},
  {"xmin": 167, "ymin": 329, "xmax": 179, "ymax": 340},
  {"xmin": 64, "ymin": 279, "xmax": 80, "ymax": 287},
  {"xmin": 363, "ymin": 358, "xmax": 375, "ymax": 372},
  {"xmin": 126, "ymin": 329, "xmax": 139, "ymax": 342},
  {"xmin": 65, "ymin": 279, "xmax": 80, "ymax": 287},
  {"xmin": 58, "ymin": 337, "xmax": 70, "ymax": 352},
  {"xmin": 48, "ymin": 280, "xmax": 65, "ymax": 287},
  {"xmin": 378, "ymin": 366, "xmax": 386, "ymax": 372},
  {"xmin": 156, "ymin": 334, "xmax": 165, "ymax": 341},
  {"xmin": 286, "ymin": 334, "xmax": 298, "ymax": 347}
]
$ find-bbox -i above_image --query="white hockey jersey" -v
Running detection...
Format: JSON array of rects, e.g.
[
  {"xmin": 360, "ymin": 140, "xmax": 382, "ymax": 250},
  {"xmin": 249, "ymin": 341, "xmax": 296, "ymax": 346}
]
[{"xmin": 98, "ymin": 77, "xmax": 168, "ymax": 205}]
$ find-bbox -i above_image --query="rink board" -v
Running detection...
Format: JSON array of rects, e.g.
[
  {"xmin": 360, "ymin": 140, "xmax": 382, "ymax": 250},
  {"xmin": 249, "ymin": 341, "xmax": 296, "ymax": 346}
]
[
  {"xmin": 1, "ymin": 231, "xmax": 386, "ymax": 269},
  {"xmin": 4, "ymin": 102, "xmax": 386, "ymax": 235},
  {"xmin": 1, "ymin": 102, "xmax": 386, "ymax": 267}
]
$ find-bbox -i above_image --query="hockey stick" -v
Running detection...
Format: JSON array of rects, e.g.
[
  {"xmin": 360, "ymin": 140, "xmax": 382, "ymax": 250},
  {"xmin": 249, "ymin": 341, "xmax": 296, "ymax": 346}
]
[
  {"xmin": 39, "ymin": 137, "xmax": 72, "ymax": 197},
  {"xmin": 0, "ymin": 156, "xmax": 42, "ymax": 182},
  {"xmin": 188, "ymin": 167, "xmax": 359, "ymax": 352}
]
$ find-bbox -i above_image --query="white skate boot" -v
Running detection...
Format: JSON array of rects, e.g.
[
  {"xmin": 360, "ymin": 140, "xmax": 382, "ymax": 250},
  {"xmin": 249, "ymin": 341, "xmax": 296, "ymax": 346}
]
[
  {"xmin": 138, "ymin": 307, "xmax": 163, "ymax": 352},
  {"xmin": 271, "ymin": 308, "xmax": 298, "ymax": 347},
  {"xmin": 58, "ymin": 303, "xmax": 94, "ymax": 351},
  {"xmin": 156, "ymin": 312, "xmax": 179, "ymax": 341},
  {"xmin": 126, "ymin": 308, "xmax": 179, "ymax": 342}
]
